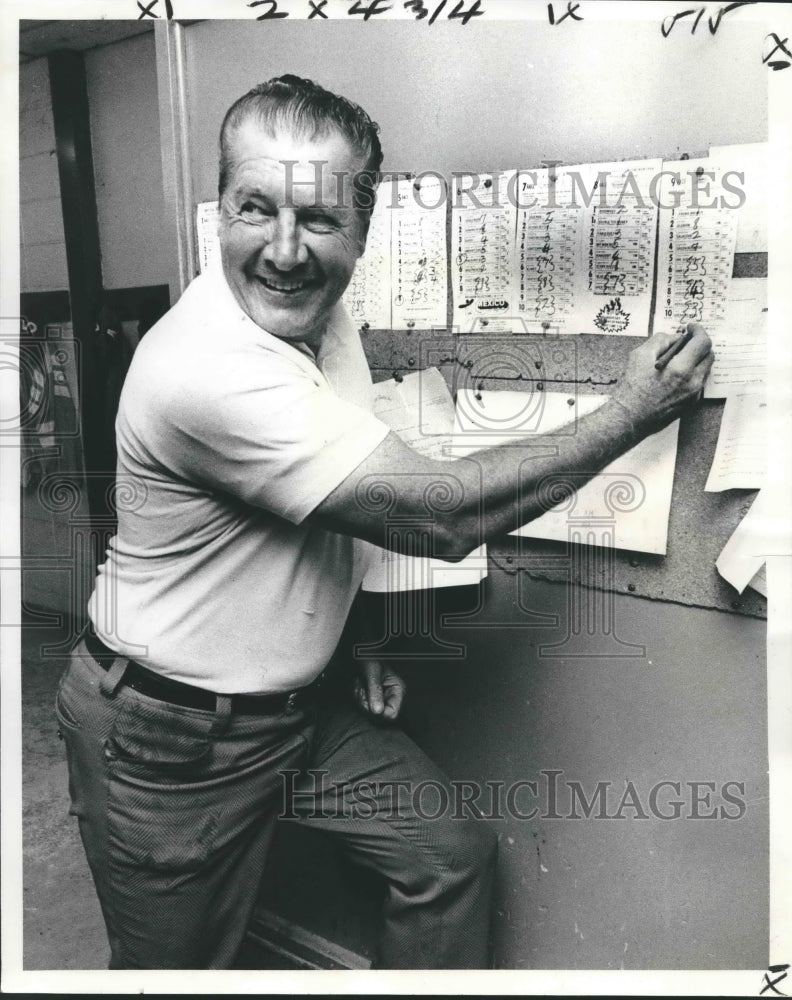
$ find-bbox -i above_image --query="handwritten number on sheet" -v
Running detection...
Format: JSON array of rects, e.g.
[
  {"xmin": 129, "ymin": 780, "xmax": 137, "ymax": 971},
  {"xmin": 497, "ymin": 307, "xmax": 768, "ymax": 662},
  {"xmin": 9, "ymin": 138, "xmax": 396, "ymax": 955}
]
[
  {"xmin": 404, "ymin": 0, "xmax": 484, "ymax": 24},
  {"xmin": 348, "ymin": 0, "xmax": 393, "ymax": 19},
  {"xmin": 248, "ymin": 0, "xmax": 290, "ymax": 18}
]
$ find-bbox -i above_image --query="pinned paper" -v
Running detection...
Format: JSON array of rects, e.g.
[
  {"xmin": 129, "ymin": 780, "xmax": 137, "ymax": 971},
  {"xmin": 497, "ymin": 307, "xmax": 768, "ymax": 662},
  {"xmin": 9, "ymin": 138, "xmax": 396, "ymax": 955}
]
[
  {"xmin": 705, "ymin": 392, "xmax": 767, "ymax": 492},
  {"xmin": 345, "ymin": 178, "xmax": 447, "ymax": 330},
  {"xmin": 651, "ymin": 158, "xmax": 739, "ymax": 336},
  {"xmin": 343, "ymin": 188, "xmax": 391, "ymax": 328},
  {"xmin": 703, "ymin": 278, "xmax": 767, "ymax": 399},
  {"xmin": 716, "ymin": 490, "xmax": 770, "ymax": 595},
  {"xmin": 452, "ymin": 170, "xmax": 518, "ymax": 332},
  {"xmin": 196, "ymin": 201, "xmax": 221, "ymax": 273},
  {"xmin": 451, "ymin": 389, "xmax": 680, "ymax": 555},
  {"xmin": 708, "ymin": 142, "xmax": 768, "ymax": 253}
]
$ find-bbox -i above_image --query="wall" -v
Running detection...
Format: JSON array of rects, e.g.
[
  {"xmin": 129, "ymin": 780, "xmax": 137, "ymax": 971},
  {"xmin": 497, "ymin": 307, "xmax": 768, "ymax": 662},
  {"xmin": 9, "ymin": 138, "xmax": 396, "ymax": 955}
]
[
  {"xmin": 184, "ymin": 17, "xmax": 767, "ymax": 202},
  {"xmin": 398, "ymin": 584, "xmax": 767, "ymax": 968},
  {"xmin": 20, "ymin": 35, "xmax": 171, "ymax": 297},
  {"xmin": 84, "ymin": 31, "xmax": 171, "ymax": 293},
  {"xmin": 19, "ymin": 58, "xmax": 68, "ymax": 293}
]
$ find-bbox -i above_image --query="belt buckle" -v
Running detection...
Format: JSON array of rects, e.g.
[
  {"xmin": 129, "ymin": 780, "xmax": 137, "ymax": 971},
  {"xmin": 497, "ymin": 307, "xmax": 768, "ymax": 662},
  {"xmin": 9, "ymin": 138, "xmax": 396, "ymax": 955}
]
[{"xmin": 284, "ymin": 691, "xmax": 299, "ymax": 714}]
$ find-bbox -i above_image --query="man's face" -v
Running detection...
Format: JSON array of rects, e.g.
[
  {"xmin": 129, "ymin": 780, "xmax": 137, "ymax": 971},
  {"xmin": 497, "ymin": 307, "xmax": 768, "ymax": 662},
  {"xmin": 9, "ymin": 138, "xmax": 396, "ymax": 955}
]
[{"xmin": 218, "ymin": 121, "xmax": 368, "ymax": 347}]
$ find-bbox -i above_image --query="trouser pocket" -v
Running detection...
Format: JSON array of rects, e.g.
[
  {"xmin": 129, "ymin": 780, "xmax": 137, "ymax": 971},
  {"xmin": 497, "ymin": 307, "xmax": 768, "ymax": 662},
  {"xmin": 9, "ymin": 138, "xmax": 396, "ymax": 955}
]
[
  {"xmin": 105, "ymin": 693, "xmax": 311, "ymax": 874},
  {"xmin": 105, "ymin": 696, "xmax": 222, "ymax": 873}
]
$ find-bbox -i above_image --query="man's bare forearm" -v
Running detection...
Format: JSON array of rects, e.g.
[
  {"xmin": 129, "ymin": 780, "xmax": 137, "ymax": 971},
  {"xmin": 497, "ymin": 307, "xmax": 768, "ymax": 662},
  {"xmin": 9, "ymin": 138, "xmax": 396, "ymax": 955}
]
[
  {"xmin": 312, "ymin": 327, "xmax": 714, "ymax": 557},
  {"xmin": 433, "ymin": 397, "xmax": 641, "ymax": 559}
]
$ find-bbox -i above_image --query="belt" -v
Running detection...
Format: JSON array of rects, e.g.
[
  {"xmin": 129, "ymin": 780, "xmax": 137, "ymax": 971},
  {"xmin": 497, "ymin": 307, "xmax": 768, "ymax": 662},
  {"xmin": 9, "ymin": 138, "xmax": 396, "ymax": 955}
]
[{"xmin": 82, "ymin": 628, "xmax": 319, "ymax": 715}]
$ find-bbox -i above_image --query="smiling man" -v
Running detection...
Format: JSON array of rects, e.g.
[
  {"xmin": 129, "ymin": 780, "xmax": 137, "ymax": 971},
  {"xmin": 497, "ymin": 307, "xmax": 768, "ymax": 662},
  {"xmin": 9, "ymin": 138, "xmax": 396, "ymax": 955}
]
[
  {"xmin": 56, "ymin": 75, "xmax": 712, "ymax": 971},
  {"xmin": 218, "ymin": 121, "xmax": 368, "ymax": 346}
]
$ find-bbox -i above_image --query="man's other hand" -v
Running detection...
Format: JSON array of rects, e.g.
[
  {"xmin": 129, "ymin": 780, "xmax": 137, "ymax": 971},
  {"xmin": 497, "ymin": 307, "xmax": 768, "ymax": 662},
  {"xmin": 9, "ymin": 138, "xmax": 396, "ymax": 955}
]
[{"xmin": 353, "ymin": 660, "xmax": 406, "ymax": 721}]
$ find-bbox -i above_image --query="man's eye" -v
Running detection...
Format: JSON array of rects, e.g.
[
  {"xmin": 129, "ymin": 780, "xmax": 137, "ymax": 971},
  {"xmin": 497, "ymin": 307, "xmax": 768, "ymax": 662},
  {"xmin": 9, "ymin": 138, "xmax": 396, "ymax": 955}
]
[
  {"xmin": 303, "ymin": 214, "xmax": 338, "ymax": 233},
  {"xmin": 239, "ymin": 202, "xmax": 270, "ymax": 220}
]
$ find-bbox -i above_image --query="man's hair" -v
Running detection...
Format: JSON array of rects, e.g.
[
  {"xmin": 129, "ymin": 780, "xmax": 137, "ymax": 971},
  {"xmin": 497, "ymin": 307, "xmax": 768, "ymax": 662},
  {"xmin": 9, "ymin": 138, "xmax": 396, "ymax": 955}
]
[{"xmin": 218, "ymin": 74, "xmax": 383, "ymax": 214}]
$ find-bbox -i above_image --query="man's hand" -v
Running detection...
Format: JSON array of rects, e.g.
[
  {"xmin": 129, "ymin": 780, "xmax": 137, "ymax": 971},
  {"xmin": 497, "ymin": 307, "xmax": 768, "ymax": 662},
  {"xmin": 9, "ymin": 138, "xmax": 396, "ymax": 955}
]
[
  {"xmin": 612, "ymin": 322, "xmax": 714, "ymax": 434},
  {"xmin": 353, "ymin": 660, "xmax": 406, "ymax": 721}
]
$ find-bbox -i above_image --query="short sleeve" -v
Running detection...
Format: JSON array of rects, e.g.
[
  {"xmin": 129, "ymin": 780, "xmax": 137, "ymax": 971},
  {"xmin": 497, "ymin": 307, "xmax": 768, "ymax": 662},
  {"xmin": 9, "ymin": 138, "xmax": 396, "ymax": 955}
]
[{"xmin": 158, "ymin": 353, "xmax": 390, "ymax": 524}]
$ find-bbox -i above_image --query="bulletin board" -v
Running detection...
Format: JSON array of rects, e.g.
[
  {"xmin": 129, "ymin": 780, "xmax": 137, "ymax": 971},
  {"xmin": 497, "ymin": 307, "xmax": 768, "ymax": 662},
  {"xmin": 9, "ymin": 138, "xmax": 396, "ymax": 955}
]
[{"xmin": 179, "ymin": 15, "xmax": 770, "ymax": 620}]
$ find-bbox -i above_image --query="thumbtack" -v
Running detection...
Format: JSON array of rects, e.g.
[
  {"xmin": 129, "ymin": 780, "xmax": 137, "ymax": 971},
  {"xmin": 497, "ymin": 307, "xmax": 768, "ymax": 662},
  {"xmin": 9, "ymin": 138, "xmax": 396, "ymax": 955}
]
[
  {"xmin": 695, "ymin": 166, "xmax": 704, "ymax": 178},
  {"xmin": 484, "ymin": 178, "xmax": 492, "ymax": 189},
  {"xmin": 567, "ymin": 398, "xmax": 575, "ymax": 406},
  {"xmin": 534, "ymin": 359, "xmax": 542, "ymax": 369},
  {"xmin": 407, "ymin": 357, "xmax": 416, "ymax": 366},
  {"xmin": 537, "ymin": 382, "xmax": 544, "ymax": 391},
  {"xmin": 481, "ymin": 319, "xmax": 489, "ymax": 327},
  {"xmin": 627, "ymin": 583, "xmax": 636, "ymax": 592},
  {"xmin": 394, "ymin": 371, "xmax": 404, "ymax": 383},
  {"xmin": 407, "ymin": 320, "xmax": 415, "ymax": 329}
]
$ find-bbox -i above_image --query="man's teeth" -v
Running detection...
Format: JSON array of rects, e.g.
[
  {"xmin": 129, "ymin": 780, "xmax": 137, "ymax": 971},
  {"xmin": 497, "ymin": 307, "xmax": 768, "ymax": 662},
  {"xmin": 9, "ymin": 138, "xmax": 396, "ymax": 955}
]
[{"xmin": 260, "ymin": 277, "xmax": 309, "ymax": 292}]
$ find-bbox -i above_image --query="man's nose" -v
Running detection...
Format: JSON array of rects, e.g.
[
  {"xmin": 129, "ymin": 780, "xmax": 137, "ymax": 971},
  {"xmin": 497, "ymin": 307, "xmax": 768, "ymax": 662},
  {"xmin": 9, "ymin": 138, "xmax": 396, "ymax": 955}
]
[{"xmin": 262, "ymin": 213, "xmax": 308, "ymax": 270}]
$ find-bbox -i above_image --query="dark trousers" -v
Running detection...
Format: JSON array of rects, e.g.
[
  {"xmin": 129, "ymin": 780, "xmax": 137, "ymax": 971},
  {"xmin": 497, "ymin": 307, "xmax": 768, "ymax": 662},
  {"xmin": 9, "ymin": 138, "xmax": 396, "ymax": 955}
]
[{"xmin": 56, "ymin": 643, "xmax": 498, "ymax": 969}]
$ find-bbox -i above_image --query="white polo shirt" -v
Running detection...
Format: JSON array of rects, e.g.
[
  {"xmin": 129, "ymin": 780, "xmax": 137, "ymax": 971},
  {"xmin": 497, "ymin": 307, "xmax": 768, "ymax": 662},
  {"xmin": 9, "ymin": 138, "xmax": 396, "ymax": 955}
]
[{"xmin": 88, "ymin": 266, "xmax": 389, "ymax": 693}]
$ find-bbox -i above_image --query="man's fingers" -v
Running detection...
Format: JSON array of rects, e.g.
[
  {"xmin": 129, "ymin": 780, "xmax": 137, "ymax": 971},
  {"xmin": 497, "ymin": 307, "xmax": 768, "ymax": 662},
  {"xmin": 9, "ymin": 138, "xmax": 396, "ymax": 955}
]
[
  {"xmin": 357, "ymin": 663, "xmax": 405, "ymax": 720},
  {"xmin": 364, "ymin": 664, "xmax": 384, "ymax": 714},
  {"xmin": 353, "ymin": 679, "xmax": 369, "ymax": 712},
  {"xmin": 670, "ymin": 322, "xmax": 712, "ymax": 366},
  {"xmin": 381, "ymin": 672, "xmax": 406, "ymax": 719},
  {"xmin": 649, "ymin": 331, "xmax": 681, "ymax": 359},
  {"xmin": 382, "ymin": 685, "xmax": 403, "ymax": 719},
  {"xmin": 696, "ymin": 348, "xmax": 715, "ymax": 368},
  {"xmin": 695, "ymin": 350, "xmax": 716, "ymax": 379},
  {"xmin": 696, "ymin": 351, "xmax": 715, "ymax": 378}
]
